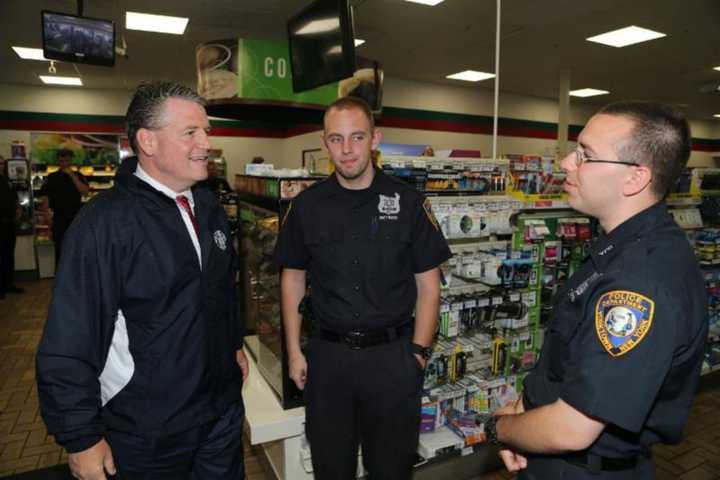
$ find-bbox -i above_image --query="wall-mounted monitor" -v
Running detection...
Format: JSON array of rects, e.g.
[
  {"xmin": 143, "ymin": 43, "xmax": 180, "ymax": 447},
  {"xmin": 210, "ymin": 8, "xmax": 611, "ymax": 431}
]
[
  {"xmin": 287, "ymin": 0, "xmax": 356, "ymax": 93},
  {"xmin": 42, "ymin": 10, "xmax": 115, "ymax": 67}
]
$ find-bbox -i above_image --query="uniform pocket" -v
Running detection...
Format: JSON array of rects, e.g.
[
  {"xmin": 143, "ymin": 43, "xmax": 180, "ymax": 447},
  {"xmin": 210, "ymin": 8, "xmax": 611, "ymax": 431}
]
[
  {"xmin": 545, "ymin": 299, "xmax": 582, "ymax": 381},
  {"xmin": 375, "ymin": 224, "xmax": 412, "ymax": 278}
]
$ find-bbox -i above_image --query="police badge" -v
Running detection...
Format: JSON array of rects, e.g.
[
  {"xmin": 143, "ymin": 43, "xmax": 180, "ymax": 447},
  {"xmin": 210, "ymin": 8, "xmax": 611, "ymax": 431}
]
[
  {"xmin": 595, "ymin": 290, "xmax": 654, "ymax": 357},
  {"xmin": 378, "ymin": 193, "xmax": 401, "ymax": 215}
]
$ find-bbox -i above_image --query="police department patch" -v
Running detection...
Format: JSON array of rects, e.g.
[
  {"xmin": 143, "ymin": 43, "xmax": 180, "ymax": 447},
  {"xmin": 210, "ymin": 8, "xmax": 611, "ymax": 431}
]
[
  {"xmin": 422, "ymin": 198, "xmax": 440, "ymax": 231},
  {"xmin": 281, "ymin": 202, "xmax": 293, "ymax": 227},
  {"xmin": 595, "ymin": 290, "xmax": 654, "ymax": 357}
]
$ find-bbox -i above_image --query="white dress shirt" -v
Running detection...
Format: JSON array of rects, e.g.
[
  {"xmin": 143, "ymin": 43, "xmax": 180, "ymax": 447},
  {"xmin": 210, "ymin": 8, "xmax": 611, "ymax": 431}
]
[{"xmin": 134, "ymin": 165, "xmax": 202, "ymax": 268}]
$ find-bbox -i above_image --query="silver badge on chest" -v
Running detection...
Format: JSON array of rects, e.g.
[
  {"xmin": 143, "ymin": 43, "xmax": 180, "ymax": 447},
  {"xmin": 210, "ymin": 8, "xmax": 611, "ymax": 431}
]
[{"xmin": 378, "ymin": 193, "xmax": 400, "ymax": 220}]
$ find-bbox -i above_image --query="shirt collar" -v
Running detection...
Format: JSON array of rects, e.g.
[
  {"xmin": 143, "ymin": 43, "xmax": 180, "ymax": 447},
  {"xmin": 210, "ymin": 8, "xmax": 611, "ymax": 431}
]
[
  {"xmin": 590, "ymin": 201, "xmax": 667, "ymax": 268},
  {"xmin": 134, "ymin": 164, "xmax": 194, "ymax": 207}
]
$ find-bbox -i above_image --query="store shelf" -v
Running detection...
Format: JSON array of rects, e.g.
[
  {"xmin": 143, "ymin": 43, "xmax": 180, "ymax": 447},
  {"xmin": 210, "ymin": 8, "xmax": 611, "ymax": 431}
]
[{"xmin": 701, "ymin": 364, "xmax": 720, "ymax": 376}]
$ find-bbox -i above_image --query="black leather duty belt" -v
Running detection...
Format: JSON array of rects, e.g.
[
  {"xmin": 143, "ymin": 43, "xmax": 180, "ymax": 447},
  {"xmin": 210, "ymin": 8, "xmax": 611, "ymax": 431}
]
[
  {"xmin": 564, "ymin": 451, "xmax": 640, "ymax": 472},
  {"xmin": 314, "ymin": 324, "xmax": 412, "ymax": 350}
]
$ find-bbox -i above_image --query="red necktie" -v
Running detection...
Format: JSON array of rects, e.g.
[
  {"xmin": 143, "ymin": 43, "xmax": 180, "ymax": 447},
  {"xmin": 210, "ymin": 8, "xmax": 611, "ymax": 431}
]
[{"xmin": 176, "ymin": 195, "xmax": 199, "ymax": 237}]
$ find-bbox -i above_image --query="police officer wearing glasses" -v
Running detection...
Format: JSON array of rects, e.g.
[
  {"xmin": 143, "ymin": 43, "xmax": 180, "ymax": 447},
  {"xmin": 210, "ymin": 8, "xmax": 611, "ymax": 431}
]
[
  {"xmin": 486, "ymin": 102, "xmax": 707, "ymax": 479},
  {"xmin": 274, "ymin": 96, "xmax": 451, "ymax": 479}
]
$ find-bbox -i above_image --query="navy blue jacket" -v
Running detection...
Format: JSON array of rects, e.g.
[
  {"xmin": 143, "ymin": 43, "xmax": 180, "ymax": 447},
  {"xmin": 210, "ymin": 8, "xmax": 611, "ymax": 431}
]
[{"xmin": 37, "ymin": 157, "xmax": 244, "ymax": 453}]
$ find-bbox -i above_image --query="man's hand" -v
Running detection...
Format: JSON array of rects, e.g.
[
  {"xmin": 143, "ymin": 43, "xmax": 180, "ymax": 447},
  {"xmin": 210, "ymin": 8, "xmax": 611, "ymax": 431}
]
[
  {"xmin": 498, "ymin": 447, "xmax": 528, "ymax": 472},
  {"xmin": 496, "ymin": 398, "xmax": 527, "ymax": 473},
  {"xmin": 68, "ymin": 439, "xmax": 116, "ymax": 480},
  {"xmin": 235, "ymin": 349, "xmax": 249, "ymax": 382},
  {"xmin": 288, "ymin": 351, "xmax": 307, "ymax": 390}
]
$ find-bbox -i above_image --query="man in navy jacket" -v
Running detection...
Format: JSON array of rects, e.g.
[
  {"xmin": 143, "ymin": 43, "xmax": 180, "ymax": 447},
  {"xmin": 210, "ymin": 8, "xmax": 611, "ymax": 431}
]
[{"xmin": 37, "ymin": 81, "xmax": 248, "ymax": 480}]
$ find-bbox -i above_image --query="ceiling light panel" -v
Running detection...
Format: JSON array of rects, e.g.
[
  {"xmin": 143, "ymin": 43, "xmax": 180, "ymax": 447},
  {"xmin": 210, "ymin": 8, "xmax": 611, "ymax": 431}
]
[
  {"xmin": 126, "ymin": 11, "xmax": 188, "ymax": 34},
  {"xmin": 569, "ymin": 88, "xmax": 610, "ymax": 97},
  {"xmin": 404, "ymin": 0, "xmax": 445, "ymax": 5},
  {"xmin": 586, "ymin": 26, "xmax": 666, "ymax": 48},
  {"xmin": 39, "ymin": 76, "xmax": 83, "ymax": 86},
  {"xmin": 12, "ymin": 47, "xmax": 49, "ymax": 61},
  {"xmin": 446, "ymin": 70, "xmax": 495, "ymax": 82}
]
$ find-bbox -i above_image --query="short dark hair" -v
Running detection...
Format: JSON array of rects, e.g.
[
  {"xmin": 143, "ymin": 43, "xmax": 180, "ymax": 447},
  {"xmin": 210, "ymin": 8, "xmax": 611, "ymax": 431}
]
[
  {"xmin": 324, "ymin": 96, "xmax": 375, "ymax": 130},
  {"xmin": 126, "ymin": 81, "xmax": 205, "ymax": 154},
  {"xmin": 57, "ymin": 149, "xmax": 73, "ymax": 159},
  {"xmin": 598, "ymin": 101, "xmax": 691, "ymax": 198}
]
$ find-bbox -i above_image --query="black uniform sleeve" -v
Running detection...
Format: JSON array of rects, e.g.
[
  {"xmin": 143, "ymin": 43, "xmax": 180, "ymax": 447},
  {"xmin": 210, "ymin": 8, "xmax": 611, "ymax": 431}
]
[
  {"xmin": 36, "ymin": 209, "xmax": 118, "ymax": 453},
  {"xmin": 560, "ymin": 278, "xmax": 676, "ymax": 433},
  {"xmin": 410, "ymin": 195, "xmax": 452, "ymax": 273},
  {"xmin": 273, "ymin": 199, "xmax": 310, "ymax": 269}
]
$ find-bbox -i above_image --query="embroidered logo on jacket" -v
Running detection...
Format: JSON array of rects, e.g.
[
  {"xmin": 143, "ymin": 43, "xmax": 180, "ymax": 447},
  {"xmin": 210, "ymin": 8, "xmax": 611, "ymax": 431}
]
[
  {"xmin": 595, "ymin": 290, "xmax": 654, "ymax": 357},
  {"xmin": 378, "ymin": 193, "xmax": 400, "ymax": 220},
  {"xmin": 213, "ymin": 230, "xmax": 227, "ymax": 251}
]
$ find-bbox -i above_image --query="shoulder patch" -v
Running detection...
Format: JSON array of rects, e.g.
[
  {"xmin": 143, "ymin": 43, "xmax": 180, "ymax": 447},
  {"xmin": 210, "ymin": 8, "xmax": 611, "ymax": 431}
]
[
  {"xmin": 422, "ymin": 198, "xmax": 440, "ymax": 231},
  {"xmin": 281, "ymin": 201, "xmax": 293, "ymax": 227},
  {"xmin": 595, "ymin": 290, "xmax": 654, "ymax": 357}
]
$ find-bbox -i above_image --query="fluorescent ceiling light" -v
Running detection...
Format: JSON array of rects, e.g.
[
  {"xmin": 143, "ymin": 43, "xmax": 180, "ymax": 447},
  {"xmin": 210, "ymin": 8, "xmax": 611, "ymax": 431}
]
[
  {"xmin": 404, "ymin": 0, "xmax": 445, "ymax": 5},
  {"xmin": 586, "ymin": 26, "xmax": 666, "ymax": 48},
  {"xmin": 12, "ymin": 46, "xmax": 49, "ymax": 61},
  {"xmin": 126, "ymin": 11, "xmax": 188, "ymax": 35},
  {"xmin": 714, "ymin": 114, "xmax": 720, "ymax": 118},
  {"xmin": 354, "ymin": 39, "xmax": 366, "ymax": 46},
  {"xmin": 446, "ymin": 70, "xmax": 495, "ymax": 82},
  {"xmin": 570, "ymin": 88, "xmax": 610, "ymax": 97},
  {"xmin": 714, "ymin": 66, "xmax": 720, "ymax": 72},
  {"xmin": 294, "ymin": 18, "xmax": 339, "ymax": 35},
  {"xmin": 39, "ymin": 75, "xmax": 83, "ymax": 86}
]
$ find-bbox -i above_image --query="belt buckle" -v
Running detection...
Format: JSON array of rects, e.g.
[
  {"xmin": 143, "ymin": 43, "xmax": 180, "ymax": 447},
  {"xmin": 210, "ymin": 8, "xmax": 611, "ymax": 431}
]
[{"xmin": 344, "ymin": 331, "xmax": 365, "ymax": 350}]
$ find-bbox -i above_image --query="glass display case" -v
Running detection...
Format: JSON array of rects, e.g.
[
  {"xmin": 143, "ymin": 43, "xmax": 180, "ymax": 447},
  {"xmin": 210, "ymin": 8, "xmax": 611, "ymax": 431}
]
[{"xmin": 237, "ymin": 174, "xmax": 324, "ymax": 409}]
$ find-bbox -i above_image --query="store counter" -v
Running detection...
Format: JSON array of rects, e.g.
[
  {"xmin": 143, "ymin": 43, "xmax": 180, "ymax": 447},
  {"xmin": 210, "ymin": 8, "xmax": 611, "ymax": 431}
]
[{"xmin": 243, "ymin": 336, "xmax": 312, "ymax": 480}]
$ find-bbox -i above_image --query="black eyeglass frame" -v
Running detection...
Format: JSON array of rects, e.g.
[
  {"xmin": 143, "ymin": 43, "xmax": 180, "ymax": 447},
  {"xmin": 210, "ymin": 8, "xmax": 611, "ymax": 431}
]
[{"xmin": 574, "ymin": 147, "xmax": 640, "ymax": 167}]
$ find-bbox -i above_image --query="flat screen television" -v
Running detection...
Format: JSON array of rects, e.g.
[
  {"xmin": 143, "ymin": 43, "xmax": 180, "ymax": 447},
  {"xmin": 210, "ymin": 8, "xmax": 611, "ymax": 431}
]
[
  {"xmin": 42, "ymin": 10, "xmax": 115, "ymax": 67},
  {"xmin": 287, "ymin": 0, "xmax": 356, "ymax": 93}
]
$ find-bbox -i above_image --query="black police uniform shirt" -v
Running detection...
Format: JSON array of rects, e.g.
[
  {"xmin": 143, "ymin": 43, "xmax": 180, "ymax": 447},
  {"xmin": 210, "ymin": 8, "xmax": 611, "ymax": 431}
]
[
  {"xmin": 523, "ymin": 201, "xmax": 708, "ymax": 458},
  {"xmin": 274, "ymin": 169, "xmax": 452, "ymax": 332},
  {"xmin": 38, "ymin": 169, "xmax": 88, "ymax": 222}
]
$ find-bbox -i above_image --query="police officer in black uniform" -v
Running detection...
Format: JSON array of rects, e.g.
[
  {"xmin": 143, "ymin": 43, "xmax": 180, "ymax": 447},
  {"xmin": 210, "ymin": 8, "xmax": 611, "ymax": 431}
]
[
  {"xmin": 486, "ymin": 102, "xmax": 708, "ymax": 479},
  {"xmin": 38, "ymin": 149, "xmax": 89, "ymax": 265},
  {"xmin": 274, "ymin": 96, "xmax": 451, "ymax": 479}
]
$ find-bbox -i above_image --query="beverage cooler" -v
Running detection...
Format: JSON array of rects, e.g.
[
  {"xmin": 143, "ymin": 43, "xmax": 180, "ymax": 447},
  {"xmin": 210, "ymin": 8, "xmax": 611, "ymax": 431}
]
[{"xmin": 236, "ymin": 174, "xmax": 324, "ymax": 409}]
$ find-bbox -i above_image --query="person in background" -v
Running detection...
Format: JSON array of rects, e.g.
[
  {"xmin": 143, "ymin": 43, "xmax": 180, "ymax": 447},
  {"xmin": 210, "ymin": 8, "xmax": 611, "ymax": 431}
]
[
  {"xmin": 489, "ymin": 102, "xmax": 707, "ymax": 480},
  {"xmin": 250, "ymin": 156, "xmax": 264, "ymax": 164},
  {"xmin": 37, "ymin": 148, "xmax": 89, "ymax": 265},
  {"xmin": 274, "ymin": 96, "xmax": 451, "ymax": 479},
  {"xmin": 37, "ymin": 81, "xmax": 248, "ymax": 480},
  {"xmin": 0, "ymin": 155, "xmax": 23, "ymax": 298}
]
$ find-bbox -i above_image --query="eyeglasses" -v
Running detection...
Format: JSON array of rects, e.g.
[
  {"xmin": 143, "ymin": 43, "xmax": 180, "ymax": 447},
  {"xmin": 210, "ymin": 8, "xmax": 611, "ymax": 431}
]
[{"xmin": 574, "ymin": 147, "xmax": 640, "ymax": 167}]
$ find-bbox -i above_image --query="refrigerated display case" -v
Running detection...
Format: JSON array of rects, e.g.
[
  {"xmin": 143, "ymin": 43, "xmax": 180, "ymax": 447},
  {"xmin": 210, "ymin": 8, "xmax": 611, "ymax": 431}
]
[{"xmin": 236, "ymin": 174, "xmax": 324, "ymax": 409}]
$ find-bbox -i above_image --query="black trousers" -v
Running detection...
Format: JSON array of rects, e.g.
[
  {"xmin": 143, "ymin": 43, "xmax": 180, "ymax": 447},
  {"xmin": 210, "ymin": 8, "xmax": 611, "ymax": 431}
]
[
  {"xmin": 0, "ymin": 219, "xmax": 16, "ymax": 292},
  {"xmin": 106, "ymin": 401, "xmax": 245, "ymax": 480},
  {"xmin": 304, "ymin": 337, "xmax": 423, "ymax": 480},
  {"xmin": 518, "ymin": 453, "xmax": 655, "ymax": 479}
]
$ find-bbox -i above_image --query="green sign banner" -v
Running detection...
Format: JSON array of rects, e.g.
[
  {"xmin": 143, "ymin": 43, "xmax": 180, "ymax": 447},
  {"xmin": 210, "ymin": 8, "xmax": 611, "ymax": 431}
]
[{"xmin": 196, "ymin": 38, "xmax": 338, "ymax": 105}]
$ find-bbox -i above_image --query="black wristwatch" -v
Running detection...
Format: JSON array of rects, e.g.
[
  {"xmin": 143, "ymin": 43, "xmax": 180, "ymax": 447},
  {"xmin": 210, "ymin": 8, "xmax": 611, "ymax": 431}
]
[
  {"xmin": 411, "ymin": 343, "xmax": 433, "ymax": 360},
  {"xmin": 484, "ymin": 415, "xmax": 503, "ymax": 446}
]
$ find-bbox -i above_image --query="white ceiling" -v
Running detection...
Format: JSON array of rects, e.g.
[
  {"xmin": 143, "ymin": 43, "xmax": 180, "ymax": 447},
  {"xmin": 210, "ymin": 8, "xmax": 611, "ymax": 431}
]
[{"xmin": 2, "ymin": 0, "xmax": 720, "ymax": 121}]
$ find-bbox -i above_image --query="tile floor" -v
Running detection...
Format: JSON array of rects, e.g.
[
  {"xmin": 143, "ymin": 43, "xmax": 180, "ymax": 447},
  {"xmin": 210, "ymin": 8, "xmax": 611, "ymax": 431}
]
[{"xmin": 1, "ymin": 280, "xmax": 718, "ymax": 479}]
